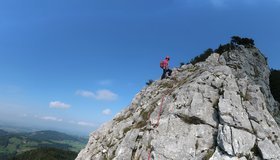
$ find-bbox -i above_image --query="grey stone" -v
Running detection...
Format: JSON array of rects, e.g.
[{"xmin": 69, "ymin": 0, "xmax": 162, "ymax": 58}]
[
  {"xmin": 231, "ymin": 127, "xmax": 256, "ymax": 156},
  {"xmin": 210, "ymin": 147, "xmax": 247, "ymax": 160},
  {"xmin": 218, "ymin": 125, "xmax": 234, "ymax": 155},
  {"xmin": 258, "ymin": 138, "xmax": 280, "ymax": 160}
]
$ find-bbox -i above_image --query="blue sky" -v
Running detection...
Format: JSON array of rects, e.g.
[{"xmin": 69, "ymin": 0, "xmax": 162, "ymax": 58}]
[{"xmin": 0, "ymin": 0, "xmax": 280, "ymax": 136}]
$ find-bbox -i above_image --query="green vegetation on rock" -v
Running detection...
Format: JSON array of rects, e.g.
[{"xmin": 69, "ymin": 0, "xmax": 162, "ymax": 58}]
[
  {"xmin": 190, "ymin": 36, "xmax": 256, "ymax": 65},
  {"xmin": 270, "ymin": 69, "xmax": 280, "ymax": 103}
]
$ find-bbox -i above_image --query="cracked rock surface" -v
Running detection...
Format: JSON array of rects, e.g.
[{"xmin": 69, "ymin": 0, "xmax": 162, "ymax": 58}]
[{"xmin": 76, "ymin": 46, "xmax": 280, "ymax": 160}]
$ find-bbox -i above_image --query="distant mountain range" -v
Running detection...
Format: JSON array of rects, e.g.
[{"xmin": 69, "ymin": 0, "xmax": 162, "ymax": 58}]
[
  {"xmin": 0, "ymin": 130, "xmax": 8, "ymax": 136},
  {"xmin": 0, "ymin": 129, "xmax": 87, "ymax": 160}
]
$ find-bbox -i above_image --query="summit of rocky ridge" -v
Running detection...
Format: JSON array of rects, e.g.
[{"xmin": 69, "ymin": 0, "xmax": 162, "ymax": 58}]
[{"xmin": 76, "ymin": 42, "xmax": 280, "ymax": 160}]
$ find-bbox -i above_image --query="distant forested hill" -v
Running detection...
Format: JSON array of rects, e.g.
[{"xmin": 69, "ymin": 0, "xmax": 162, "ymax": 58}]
[
  {"xmin": 9, "ymin": 148, "xmax": 77, "ymax": 160},
  {"xmin": 26, "ymin": 130, "xmax": 87, "ymax": 142},
  {"xmin": 0, "ymin": 130, "xmax": 87, "ymax": 160}
]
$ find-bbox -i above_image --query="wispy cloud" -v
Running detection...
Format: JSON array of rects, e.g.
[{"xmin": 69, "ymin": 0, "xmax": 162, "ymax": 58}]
[
  {"xmin": 76, "ymin": 90, "xmax": 95, "ymax": 98},
  {"xmin": 41, "ymin": 116, "xmax": 63, "ymax": 122},
  {"xmin": 77, "ymin": 121, "xmax": 96, "ymax": 127},
  {"xmin": 69, "ymin": 120, "xmax": 96, "ymax": 127},
  {"xmin": 76, "ymin": 89, "xmax": 118, "ymax": 101},
  {"xmin": 21, "ymin": 113, "xmax": 28, "ymax": 117},
  {"xmin": 98, "ymin": 80, "xmax": 113, "ymax": 86},
  {"xmin": 210, "ymin": 0, "xmax": 227, "ymax": 7},
  {"xmin": 102, "ymin": 108, "xmax": 112, "ymax": 115},
  {"xmin": 208, "ymin": 0, "xmax": 280, "ymax": 7},
  {"xmin": 272, "ymin": 0, "xmax": 280, "ymax": 4},
  {"xmin": 175, "ymin": 0, "xmax": 280, "ymax": 8},
  {"xmin": 49, "ymin": 101, "xmax": 71, "ymax": 109},
  {"xmin": 0, "ymin": 85, "xmax": 22, "ymax": 95}
]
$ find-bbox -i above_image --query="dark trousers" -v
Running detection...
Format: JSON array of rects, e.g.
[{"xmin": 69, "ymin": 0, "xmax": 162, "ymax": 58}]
[{"xmin": 161, "ymin": 69, "xmax": 172, "ymax": 79}]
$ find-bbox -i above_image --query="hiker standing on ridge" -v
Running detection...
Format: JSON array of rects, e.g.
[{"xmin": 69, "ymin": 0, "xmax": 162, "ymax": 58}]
[{"xmin": 160, "ymin": 56, "xmax": 172, "ymax": 80}]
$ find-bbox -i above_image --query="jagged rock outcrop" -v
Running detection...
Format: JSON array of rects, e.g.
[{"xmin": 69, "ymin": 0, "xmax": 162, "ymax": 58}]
[{"xmin": 76, "ymin": 46, "xmax": 280, "ymax": 160}]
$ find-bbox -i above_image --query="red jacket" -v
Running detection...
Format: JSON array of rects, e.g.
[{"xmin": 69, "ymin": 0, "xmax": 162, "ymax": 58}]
[{"xmin": 163, "ymin": 60, "xmax": 169, "ymax": 69}]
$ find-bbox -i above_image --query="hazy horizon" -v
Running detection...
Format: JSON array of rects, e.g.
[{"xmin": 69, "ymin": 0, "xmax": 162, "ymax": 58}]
[{"xmin": 0, "ymin": 119, "xmax": 90, "ymax": 137}]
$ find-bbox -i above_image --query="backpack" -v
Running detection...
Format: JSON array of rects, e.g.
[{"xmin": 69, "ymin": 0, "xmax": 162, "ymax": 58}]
[{"xmin": 160, "ymin": 60, "xmax": 165, "ymax": 69}]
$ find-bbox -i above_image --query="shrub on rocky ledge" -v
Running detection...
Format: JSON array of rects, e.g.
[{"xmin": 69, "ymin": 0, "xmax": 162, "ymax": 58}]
[{"xmin": 270, "ymin": 69, "xmax": 280, "ymax": 103}]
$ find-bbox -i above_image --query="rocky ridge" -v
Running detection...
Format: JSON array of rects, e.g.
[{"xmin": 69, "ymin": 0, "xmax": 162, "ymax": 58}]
[{"xmin": 76, "ymin": 46, "xmax": 280, "ymax": 160}]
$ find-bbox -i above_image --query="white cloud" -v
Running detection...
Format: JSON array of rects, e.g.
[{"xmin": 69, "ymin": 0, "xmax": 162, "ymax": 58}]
[
  {"xmin": 76, "ymin": 89, "xmax": 118, "ymax": 101},
  {"xmin": 95, "ymin": 90, "xmax": 118, "ymax": 101},
  {"xmin": 77, "ymin": 121, "xmax": 96, "ymax": 127},
  {"xmin": 49, "ymin": 101, "xmax": 71, "ymax": 109},
  {"xmin": 41, "ymin": 116, "xmax": 63, "ymax": 122},
  {"xmin": 102, "ymin": 108, "xmax": 112, "ymax": 115}
]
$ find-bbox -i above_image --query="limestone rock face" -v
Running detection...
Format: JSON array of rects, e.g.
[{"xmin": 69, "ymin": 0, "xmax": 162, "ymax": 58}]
[{"xmin": 76, "ymin": 47, "xmax": 280, "ymax": 160}]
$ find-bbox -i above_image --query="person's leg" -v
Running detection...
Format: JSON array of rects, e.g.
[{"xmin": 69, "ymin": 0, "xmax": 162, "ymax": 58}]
[
  {"xmin": 161, "ymin": 69, "xmax": 167, "ymax": 79},
  {"xmin": 167, "ymin": 69, "xmax": 172, "ymax": 76}
]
